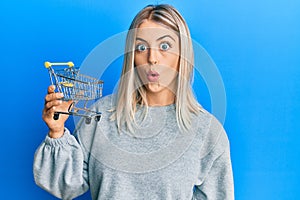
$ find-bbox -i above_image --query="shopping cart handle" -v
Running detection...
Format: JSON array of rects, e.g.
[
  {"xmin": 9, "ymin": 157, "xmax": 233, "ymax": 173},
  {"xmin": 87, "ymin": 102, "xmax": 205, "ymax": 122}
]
[{"xmin": 44, "ymin": 61, "xmax": 74, "ymax": 68}]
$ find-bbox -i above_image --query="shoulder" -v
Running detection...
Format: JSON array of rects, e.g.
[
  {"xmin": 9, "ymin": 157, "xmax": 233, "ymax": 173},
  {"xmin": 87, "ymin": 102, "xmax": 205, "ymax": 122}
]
[
  {"xmin": 193, "ymin": 109, "xmax": 229, "ymax": 158},
  {"xmin": 92, "ymin": 93, "xmax": 116, "ymax": 112},
  {"xmin": 193, "ymin": 108, "xmax": 225, "ymax": 136},
  {"xmin": 73, "ymin": 94, "xmax": 116, "ymax": 148},
  {"xmin": 74, "ymin": 94, "xmax": 116, "ymax": 132}
]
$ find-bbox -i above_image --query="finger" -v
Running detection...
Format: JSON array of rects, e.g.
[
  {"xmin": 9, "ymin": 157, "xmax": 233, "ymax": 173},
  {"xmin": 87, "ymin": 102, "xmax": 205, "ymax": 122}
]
[
  {"xmin": 67, "ymin": 100, "xmax": 74, "ymax": 106},
  {"xmin": 66, "ymin": 100, "xmax": 74, "ymax": 110},
  {"xmin": 42, "ymin": 104, "xmax": 55, "ymax": 119},
  {"xmin": 45, "ymin": 92, "xmax": 64, "ymax": 103},
  {"xmin": 44, "ymin": 100, "xmax": 63, "ymax": 110},
  {"xmin": 43, "ymin": 105, "xmax": 54, "ymax": 116},
  {"xmin": 47, "ymin": 85, "xmax": 56, "ymax": 94}
]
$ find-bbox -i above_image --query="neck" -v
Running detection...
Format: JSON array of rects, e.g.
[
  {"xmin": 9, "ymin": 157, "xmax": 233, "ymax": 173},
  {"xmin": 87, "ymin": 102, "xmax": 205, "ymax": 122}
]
[{"xmin": 146, "ymin": 89, "xmax": 176, "ymax": 106}]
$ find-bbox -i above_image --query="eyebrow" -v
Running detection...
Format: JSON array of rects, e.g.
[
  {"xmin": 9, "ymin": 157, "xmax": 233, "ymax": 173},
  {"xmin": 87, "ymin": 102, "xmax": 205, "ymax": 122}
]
[
  {"xmin": 136, "ymin": 35, "xmax": 176, "ymax": 43},
  {"xmin": 157, "ymin": 35, "xmax": 176, "ymax": 42}
]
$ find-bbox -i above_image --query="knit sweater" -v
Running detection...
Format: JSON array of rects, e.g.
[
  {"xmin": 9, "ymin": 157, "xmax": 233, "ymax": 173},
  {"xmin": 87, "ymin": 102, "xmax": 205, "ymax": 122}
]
[{"xmin": 34, "ymin": 95, "xmax": 234, "ymax": 200}]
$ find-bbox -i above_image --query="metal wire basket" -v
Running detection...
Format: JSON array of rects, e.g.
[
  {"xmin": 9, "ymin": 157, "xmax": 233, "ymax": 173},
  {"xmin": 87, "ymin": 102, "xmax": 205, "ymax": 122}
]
[{"xmin": 45, "ymin": 61, "xmax": 103, "ymax": 124}]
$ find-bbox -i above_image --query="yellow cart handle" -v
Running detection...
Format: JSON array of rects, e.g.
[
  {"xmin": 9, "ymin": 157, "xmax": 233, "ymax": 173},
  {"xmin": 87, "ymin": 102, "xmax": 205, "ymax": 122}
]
[{"xmin": 44, "ymin": 61, "xmax": 74, "ymax": 68}]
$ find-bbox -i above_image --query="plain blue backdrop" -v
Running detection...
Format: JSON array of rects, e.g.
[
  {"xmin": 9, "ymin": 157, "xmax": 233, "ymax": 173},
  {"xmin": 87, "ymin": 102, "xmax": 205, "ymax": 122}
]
[{"xmin": 0, "ymin": 0, "xmax": 299, "ymax": 199}]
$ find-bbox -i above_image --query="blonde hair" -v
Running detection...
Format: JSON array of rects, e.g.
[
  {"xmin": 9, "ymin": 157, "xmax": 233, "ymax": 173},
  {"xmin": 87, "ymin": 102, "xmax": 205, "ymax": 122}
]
[{"xmin": 112, "ymin": 4, "xmax": 202, "ymax": 133}]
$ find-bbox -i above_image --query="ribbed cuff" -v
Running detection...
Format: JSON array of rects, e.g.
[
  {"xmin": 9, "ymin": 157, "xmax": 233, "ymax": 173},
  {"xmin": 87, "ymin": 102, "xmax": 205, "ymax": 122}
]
[{"xmin": 44, "ymin": 128, "xmax": 71, "ymax": 147}]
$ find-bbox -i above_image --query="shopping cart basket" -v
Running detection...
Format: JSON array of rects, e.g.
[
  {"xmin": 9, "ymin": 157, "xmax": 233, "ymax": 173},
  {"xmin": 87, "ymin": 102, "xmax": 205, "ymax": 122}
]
[{"xmin": 44, "ymin": 61, "xmax": 103, "ymax": 124}]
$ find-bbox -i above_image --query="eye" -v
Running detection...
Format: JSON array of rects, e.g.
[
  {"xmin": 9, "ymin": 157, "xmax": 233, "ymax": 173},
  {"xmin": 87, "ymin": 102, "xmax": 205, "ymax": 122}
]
[
  {"xmin": 160, "ymin": 42, "xmax": 171, "ymax": 51},
  {"xmin": 136, "ymin": 44, "xmax": 147, "ymax": 52}
]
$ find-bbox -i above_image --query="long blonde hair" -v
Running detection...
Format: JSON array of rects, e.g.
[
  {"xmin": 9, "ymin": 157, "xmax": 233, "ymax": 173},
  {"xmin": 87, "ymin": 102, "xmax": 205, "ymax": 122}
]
[{"xmin": 112, "ymin": 4, "xmax": 202, "ymax": 133}]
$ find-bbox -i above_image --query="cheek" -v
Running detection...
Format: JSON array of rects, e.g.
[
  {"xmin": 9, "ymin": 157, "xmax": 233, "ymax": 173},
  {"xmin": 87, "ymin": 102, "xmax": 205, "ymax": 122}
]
[
  {"xmin": 164, "ymin": 53, "xmax": 180, "ymax": 71},
  {"xmin": 135, "ymin": 65, "xmax": 147, "ymax": 83},
  {"xmin": 173, "ymin": 56, "xmax": 180, "ymax": 71},
  {"xmin": 134, "ymin": 53, "xmax": 147, "ymax": 66},
  {"xmin": 159, "ymin": 67, "xmax": 178, "ymax": 89}
]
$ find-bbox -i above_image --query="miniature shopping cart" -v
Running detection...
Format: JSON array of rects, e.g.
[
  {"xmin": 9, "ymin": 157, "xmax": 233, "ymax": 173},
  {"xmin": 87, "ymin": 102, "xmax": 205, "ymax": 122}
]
[{"xmin": 44, "ymin": 61, "xmax": 103, "ymax": 124}]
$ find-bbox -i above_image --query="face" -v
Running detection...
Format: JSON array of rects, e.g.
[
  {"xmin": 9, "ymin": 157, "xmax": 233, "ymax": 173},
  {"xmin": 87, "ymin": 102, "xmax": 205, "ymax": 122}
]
[{"xmin": 134, "ymin": 20, "xmax": 180, "ymax": 95}]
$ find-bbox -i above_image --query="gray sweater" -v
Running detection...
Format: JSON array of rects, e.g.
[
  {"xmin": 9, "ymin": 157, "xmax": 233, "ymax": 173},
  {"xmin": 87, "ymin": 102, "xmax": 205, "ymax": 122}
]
[{"xmin": 34, "ymin": 95, "xmax": 234, "ymax": 200}]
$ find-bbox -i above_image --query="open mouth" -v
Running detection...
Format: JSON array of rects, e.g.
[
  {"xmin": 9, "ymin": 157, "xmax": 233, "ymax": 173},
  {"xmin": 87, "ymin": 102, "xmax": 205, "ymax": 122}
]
[{"xmin": 147, "ymin": 70, "xmax": 160, "ymax": 82}]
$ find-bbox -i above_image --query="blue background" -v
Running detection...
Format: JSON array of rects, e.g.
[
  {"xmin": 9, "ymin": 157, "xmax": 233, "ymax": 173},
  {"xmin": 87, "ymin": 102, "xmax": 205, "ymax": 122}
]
[{"xmin": 1, "ymin": 0, "xmax": 299, "ymax": 199}]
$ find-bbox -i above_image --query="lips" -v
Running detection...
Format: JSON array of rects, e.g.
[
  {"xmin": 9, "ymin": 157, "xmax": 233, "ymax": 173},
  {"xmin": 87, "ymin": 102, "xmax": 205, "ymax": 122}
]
[{"xmin": 147, "ymin": 70, "xmax": 160, "ymax": 82}]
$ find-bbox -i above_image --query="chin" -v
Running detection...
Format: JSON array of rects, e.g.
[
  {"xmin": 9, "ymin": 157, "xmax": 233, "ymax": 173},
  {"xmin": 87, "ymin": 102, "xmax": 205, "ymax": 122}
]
[
  {"xmin": 145, "ymin": 82, "xmax": 164, "ymax": 93},
  {"xmin": 145, "ymin": 82, "xmax": 176, "ymax": 95}
]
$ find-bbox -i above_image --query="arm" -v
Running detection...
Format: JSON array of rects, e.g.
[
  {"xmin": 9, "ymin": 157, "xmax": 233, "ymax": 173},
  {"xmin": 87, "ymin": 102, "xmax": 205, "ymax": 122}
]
[
  {"xmin": 34, "ymin": 85, "xmax": 89, "ymax": 199},
  {"xmin": 33, "ymin": 129, "xmax": 89, "ymax": 199},
  {"xmin": 194, "ymin": 116, "xmax": 234, "ymax": 200}
]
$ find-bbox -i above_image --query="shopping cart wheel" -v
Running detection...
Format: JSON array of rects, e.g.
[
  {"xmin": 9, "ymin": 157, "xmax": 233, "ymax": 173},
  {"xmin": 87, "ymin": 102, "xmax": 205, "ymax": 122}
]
[
  {"xmin": 85, "ymin": 117, "xmax": 91, "ymax": 124},
  {"xmin": 53, "ymin": 113, "xmax": 59, "ymax": 120},
  {"xmin": 95, "ymin": 115, "xmax": 101, "ymax": 122}
]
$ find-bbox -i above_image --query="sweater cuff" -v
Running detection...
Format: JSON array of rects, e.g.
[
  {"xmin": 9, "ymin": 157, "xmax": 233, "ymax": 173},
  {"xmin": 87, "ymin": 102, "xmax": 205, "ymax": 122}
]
[{"xmin": 44, "ymin": 128, "xmax": 72, "ymax": 147}]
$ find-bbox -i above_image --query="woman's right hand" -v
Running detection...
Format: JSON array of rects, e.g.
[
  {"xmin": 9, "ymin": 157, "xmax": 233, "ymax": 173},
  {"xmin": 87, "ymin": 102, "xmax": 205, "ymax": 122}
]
[{"xmin": 42, "ymin": 85, "xmax": 73, "ymax": 138}]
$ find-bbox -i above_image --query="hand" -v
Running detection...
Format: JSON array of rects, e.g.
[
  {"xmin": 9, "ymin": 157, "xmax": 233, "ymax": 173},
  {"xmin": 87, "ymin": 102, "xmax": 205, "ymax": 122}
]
[{"xmin": 42, "ymin": 85, "xmax": 73, "ymax": 138}]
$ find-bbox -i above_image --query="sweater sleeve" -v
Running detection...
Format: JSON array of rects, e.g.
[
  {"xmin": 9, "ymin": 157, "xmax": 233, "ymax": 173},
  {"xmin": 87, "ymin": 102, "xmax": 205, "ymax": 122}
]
[
  {"xmin": 193, "ymin": 116, "xmax": 234, "ymax": 200},
  {"xmin": 33, "ymin": 128, "xmax": 89, "ymax": 200}
]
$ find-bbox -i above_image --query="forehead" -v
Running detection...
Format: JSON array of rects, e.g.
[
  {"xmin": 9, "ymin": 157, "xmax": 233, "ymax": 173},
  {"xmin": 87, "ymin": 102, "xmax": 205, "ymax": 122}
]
[{"xmin": 136, "ymin": 20, "xmax": 178, "ymax": 40}]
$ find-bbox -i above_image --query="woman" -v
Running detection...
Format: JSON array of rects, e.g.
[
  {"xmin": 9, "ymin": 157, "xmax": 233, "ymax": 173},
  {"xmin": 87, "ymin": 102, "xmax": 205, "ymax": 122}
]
[{"xmin": 34, "ymin": 4, "xmax": 234, "ymax": 200}]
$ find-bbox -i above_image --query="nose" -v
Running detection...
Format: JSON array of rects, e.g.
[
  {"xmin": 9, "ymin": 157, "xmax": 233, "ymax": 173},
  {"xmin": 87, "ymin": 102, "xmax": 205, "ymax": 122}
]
[{"xmin": 148, "ymin": 47, "xmax": 158, "ymax": 65}]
